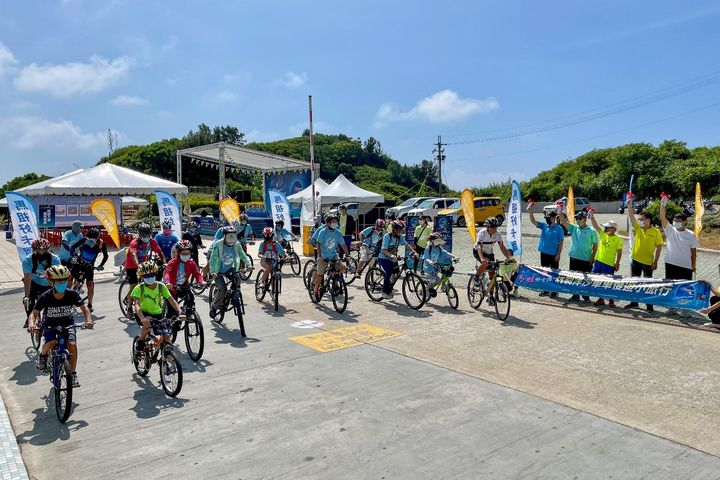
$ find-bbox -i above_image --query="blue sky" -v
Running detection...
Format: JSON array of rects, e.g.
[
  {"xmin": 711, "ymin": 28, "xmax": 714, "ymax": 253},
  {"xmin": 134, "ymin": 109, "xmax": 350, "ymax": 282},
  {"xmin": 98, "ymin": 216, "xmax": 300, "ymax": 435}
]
[{"xmin": 0, "ymin": 0, "xmax": 718, "ymax": 190}]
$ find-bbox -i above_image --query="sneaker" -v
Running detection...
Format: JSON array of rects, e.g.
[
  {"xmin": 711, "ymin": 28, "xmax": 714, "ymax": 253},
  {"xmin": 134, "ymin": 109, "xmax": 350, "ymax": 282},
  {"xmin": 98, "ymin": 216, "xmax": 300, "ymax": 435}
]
[
  {"xmin": 429, "ymin": 288, "xmax": 437, "ymax": 298},
  {"xmin": 608, "ymin": 300, "xmax": 616, "ymax": 307},
  {"xmin": 646, "ymin": 305, "xmax": 654, "ymax": 312},
  {"xmin": 570, "ymin": 295, "xmax": 580, "ymax": 301},
  {"xmin": 36, "ymin": 355, "xmax": 48, "ymax": 371},
  {"xmin": 549, "ymin": 292, "xmax": 558, "ymax": 299},
  {"xmin": 71, "ymin": 373, "xmax": 80, "ymax": 388},
  {"xmin": 87, "ymin": 303, "xmax": 93, "ymax": 312},
  {"xmin": 209, "ymin": 307, "xmax": 217, "ymax": 319},
  {"xmin": 539, "ymin": 291, "xmax": 550, "ymax": 297},
  {"xmin": 594, "ymin": 299, "xmax": 605, "ymax": 306},
  {"xmin": 382, "ymin": 292, "xmax": 393, "ymax": 300},
  {"xmin": 703, "ymin": 322, "xmax": 720, "ymax": 329},
  {"xmin": 23, "ymin": 319, "xmax": 29, "ymax": 329},
  {"xmin": 624, "ymin": 302, "xmax": 639, "ymax": 309}
]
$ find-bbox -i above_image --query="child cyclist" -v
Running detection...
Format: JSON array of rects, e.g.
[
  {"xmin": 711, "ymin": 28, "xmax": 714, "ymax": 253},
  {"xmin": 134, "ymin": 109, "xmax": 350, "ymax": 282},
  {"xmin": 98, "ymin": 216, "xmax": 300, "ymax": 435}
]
[
  {"xmin": 258, "ymin": 227, "xmax": 287, "ymax": 287},
  {"xmin": 165, "ymin": 240, "xmax": 205, "ymax": 295},
  {"xmin": 132, "ymin": 260, "xmax": 184, "ymax": 354},
  {"xmin": 273, "ymin": 219, "xmax": 296, "ymax": 249},
  {"xmin": 421, "ymin": 232, "xmax": 459, "ymax": 296}
]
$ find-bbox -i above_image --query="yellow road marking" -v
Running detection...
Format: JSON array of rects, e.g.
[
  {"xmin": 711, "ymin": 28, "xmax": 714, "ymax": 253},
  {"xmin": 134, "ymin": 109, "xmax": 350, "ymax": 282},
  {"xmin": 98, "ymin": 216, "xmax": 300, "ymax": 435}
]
[{"xmin": 291, "ymin": 324, "xmax": 402, "ymax": 352}]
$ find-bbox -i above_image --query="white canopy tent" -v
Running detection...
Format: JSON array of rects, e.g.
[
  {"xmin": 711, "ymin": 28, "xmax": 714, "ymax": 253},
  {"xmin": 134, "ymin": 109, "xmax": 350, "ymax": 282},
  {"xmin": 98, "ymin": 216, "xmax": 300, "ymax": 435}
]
[
  {"xmin": 286, "ymin": 178, "xmax": 330, "ymax": 203},
  {"xmin": 319, "ymin": 174, "xmax": 384, "ymax": 205},
  {"xmin": 121, "ymin": 196, "xmax": 150, "ymax": 206}
]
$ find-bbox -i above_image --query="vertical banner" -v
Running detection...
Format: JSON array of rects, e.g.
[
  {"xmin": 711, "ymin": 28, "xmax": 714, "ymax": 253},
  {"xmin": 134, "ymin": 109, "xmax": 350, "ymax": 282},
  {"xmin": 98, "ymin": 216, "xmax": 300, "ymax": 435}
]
[
  {"xmin": 90, "ymin": 199, "xmax": 121, "ymax": 248},
  {"xmin": 219, "ymin": 197, "xmax": 241, "ymax": 229},
  {"xmin": 5, "ymin": 191, "xmax": 40, "ymax": 261},
  {"xmin": 567, "ymin": 186, "xmax": 575, "ymax": 220},
  {"xmin": 405, "ymin": 214, "xmax": 420, "ymax": 246},
  {"xmin": 695, "ymin": 182, "xmax": 704, "ymax": 236},
  {"xmin": 268, "ymin": 189, "xmax": 291, "ymax": 224},
  {"xmin": 460, "ymin": 189, "xmax": 476, "ymax": 242},
  {"xmin": 627, "ymin": 175, "xmax": 635, "ymax": 265},
  {"xmin": 155, "ymin": 190, "xmax": 182, "ymax": 238},
  {"xmin": 433, "ymin": 214, "xmax": 453, "ymax": 253},
  {"xmin": 506, "ymin": 180, "xmax": 523, "ymax": 257}
]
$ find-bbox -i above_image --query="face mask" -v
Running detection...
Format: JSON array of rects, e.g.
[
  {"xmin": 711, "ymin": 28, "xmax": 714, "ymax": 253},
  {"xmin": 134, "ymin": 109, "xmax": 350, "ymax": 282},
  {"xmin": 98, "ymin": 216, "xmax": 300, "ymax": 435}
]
[
  {"xmin": 140, "ymin": 236, "xmax": 150, "ymax": 243},
  {"xmin": 87, "ymin": 239, "xmax": 97, "ymax": 247},
  {"xmin": 54, "ymin": 284, "xmax": 67, "ymax": 293},
  {"xmin": 545, "ymin": 218, "xmax": 553, "ymax": 225},
  {"xmin": 330, "ymin": 222, "xmax": 338, "ymax": 229},
  {"xmin": 143, "ymin": 276, "xmax": 157, "ymax": 286},
  {"xmin": 673, "ymin": 221, "xmax": 683, "ymax": 229},
  {"xmin": 180, "ymin": 254, "xmax": 192, "ymax": 262},
  {"xmin": 225, "ymin": 234, "xmax": 238, "ymax": 245},
  {"xmin": 240, "ymin": 221, "xmax": 247, "ymax": 226},
  {"xmin": 163, "ymin": 228, "xmax": 172, "ymax": 235},
  {"xmin": 188, "ymin": 227, "xmax": 197, "ymax": 233}
]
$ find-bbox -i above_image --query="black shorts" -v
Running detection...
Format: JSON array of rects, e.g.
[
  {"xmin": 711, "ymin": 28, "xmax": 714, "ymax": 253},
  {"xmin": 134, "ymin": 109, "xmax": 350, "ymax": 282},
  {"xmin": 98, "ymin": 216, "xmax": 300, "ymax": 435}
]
[
  {"xmin": 665, "ymin": 263, "xmax": 692, "ymax": 280},
  {"xmin": 473, "ymin": 250, "xmax": 495, "ymax": 263},
  {"xmin": 71, "ymin": 262, "xmax": 95, "ymax": 283},
  {"xmin": 569, "ymin": 257, "xmax": 592, "ymax": 273},
  {"xmin": 28, "ymin": 283, "xmax": 52, "ymax": 314},
  {"xmin": 126, "ymin": 268, "xmax": 138, "ymax": 284},
  {"xmin": 630, "ymin": 260, "xmax": 653, "ymax": 278},
  {"xmin": 540, "ymin": 252, "xmax": 559, "ymax": 269}
]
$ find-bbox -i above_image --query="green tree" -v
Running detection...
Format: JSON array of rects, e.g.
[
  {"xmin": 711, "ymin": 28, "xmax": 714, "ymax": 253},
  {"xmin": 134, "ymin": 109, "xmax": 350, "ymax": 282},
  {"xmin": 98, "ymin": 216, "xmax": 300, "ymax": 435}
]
[{"xmin": 1, "ymin": 172, "xmax": 51, "ymax": 198}]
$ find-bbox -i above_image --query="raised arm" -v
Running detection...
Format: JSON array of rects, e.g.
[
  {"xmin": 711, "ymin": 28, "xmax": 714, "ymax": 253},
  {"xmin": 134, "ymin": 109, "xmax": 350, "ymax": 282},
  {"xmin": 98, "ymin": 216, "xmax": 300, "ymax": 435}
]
[
  {"xmin": 659, "ymin": 201, "xmax": 669, "ymax": 229},
  {"xmin": 528, "ymin": 207, "xmax": 538, "ymax": 226}
]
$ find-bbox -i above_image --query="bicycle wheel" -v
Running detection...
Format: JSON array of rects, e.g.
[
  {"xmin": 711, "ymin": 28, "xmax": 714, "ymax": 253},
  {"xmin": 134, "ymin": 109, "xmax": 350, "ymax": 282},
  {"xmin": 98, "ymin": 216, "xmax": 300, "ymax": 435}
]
[
  {"xmin": 239, "ymin": 256, "xmax": 253, "ymax": 281},
  {"xmin": 306, "ymin": 268, "xmax": 320, "ymax": 303},
  {"xmin": 118, "ymin": 279, "xmax": 131, "ymax": 318},
  {"xmin": 289, "ymin": 252, "xmax": 301, "ymax": 276},
  {"xmin": 184, "ymin": 312, "xmax": 205, "ymax": 362},
  {"xmin": 190, "ymin": 278, "xmax": 205, "ymax": 295},
  {"xmin": 30, "ymin": 328, "xmax": 42, "ymax": 351},
  {"xmin": 466, "ymin": 275, "xmax": 485, "ymax": 310},
  {"xmin": 494, "ymin": 282, "xmax": 511, "ymax": 321},
  {"xmin": 447, "ymin": 284, "xmax": 459, "ymax": 310},
  {"xmin": 303, "ymin": 260, "xmax": 316, "ymax": 288},
  {"xmin": 343, "ymin": 256, "xmax": 358, "ymax": 285},
  {"xmin": 208, "ymin": 283, "xmax": 217, "ymax": 306},
  {"xmin": 233, "ymin": 292, "xmax": 246, "ymax": 337},
  {"xmin": 254, "ymin": 270, "xmax": 267, "ymax": 302},
  {"xmin": 402, "ymin": 272, "xmax": 427, "ymax": 310},
  {"xmin": 160, "ymin": 348, "xmax": 183, "ymax": 397},
  {"xmin": 54, "ymin": 358, "xmax": 73, "ymax": 423},
  {"xmin": 364, "ymin": 267, "xmax": 385, "ymax": 302},
  {"xmin": 330, "ymin": 275, "xmax": 348, "ymax": 313},
  {"xmin": 131, "ymin": 336, "xmax": 150, "ymax": 377},
  {"xmin": 273, "ymin": 275, "xmax": 281, "ymax": 311}
]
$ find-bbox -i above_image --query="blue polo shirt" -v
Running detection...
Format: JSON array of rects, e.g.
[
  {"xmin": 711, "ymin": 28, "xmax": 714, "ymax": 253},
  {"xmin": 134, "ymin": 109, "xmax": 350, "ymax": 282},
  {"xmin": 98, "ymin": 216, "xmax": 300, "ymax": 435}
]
[
  {"xmin": 536, "ymin": 223, "xmax": 564, "ymax": 256},
  {"xmin": 311, "ymin": 227, "xmax": 344, "ymax": 260},
  {"xmin": 378, "ymin": 233, "xmax": 407, "ymax": 260}
]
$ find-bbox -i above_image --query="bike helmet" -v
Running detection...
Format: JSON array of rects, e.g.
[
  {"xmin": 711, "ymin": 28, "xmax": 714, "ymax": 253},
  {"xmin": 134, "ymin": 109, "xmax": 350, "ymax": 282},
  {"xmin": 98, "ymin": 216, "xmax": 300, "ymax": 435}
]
[
  {"xmin": 391, "ymin": 220, "xmax": 405, "ymax": 230},
  {"xmin": 263, "ymin": 227, "xmax": 274, "ymax": 239},
  {"xmin": 161, "ymin": 219, "xmax": 173, "ymax": 229},
  {"xmin": 137, "ymin": 223, "xmax": 152, "ymax": 235},
  {"xmin": 574, "ymin": 210, "xmax": 588, "ymax": 220},
  {"xmin": 31, "ymin": 238, "xmax": 51, "ymax": 251},
  {"xmin": 483, "ymin": 217, "xmax": 499, "ymax": 228},
  {"xmin": 428, "ymin": 232, "xmax": 445, "ymax": 246},
  {"xmin": 375, "ymin": 219, "xmax": 386, "ymax": 229},
  {"xmin": 176, "ymin": 239, "xmax": 193, "ymax": 252},
  {"xmin": 87, "ymin": 228, "xmax": 100, "ymax": 239},
  {"xmin": 240, "ymin": 213, "xmax": 249, "ymax": 221},
  {"xmin": 138, "ymin": 260, "xmax": 159, "ymax": 277},
  {"xmin": 325, "ymin": 213, "xmax": 338, "ymax": 223},
  {"xmin": 45, "ymin": 264, "xmax": 70, "ymax": 282},
  {"xmin": 188, "ymin": 221, "xmax": 198, "ymax": 228}
]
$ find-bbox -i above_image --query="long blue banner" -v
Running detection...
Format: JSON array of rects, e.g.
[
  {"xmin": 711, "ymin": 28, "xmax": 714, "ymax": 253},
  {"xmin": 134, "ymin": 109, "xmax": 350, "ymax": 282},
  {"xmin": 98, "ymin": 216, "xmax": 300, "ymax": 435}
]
[{"xmin": 514, "ymin": 265, "xmax": 711, "ymax": 310}]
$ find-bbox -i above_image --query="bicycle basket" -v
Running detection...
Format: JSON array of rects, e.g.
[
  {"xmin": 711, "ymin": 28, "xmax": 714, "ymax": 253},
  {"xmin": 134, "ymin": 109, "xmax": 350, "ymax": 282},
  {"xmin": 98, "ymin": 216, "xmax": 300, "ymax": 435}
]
[{"xmin": 498, "ymin": 262, "xmax": 518, "ymax": 279}]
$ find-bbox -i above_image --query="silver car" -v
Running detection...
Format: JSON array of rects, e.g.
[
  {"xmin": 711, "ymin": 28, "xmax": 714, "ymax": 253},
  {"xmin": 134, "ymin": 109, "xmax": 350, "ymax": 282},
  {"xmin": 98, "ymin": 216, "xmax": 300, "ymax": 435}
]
[{"xmin": 386, "ymin": 197, "xmax": 434, "ymax": 220}]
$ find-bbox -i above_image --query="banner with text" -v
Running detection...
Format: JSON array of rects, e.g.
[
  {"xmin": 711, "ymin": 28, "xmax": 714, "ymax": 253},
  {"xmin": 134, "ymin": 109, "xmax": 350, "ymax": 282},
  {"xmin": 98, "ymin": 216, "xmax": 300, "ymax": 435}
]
[
  {"xmin": 506, "ymin": 180, "xmax": 523, "ymax": 257},
  {"xmin": 268, "ymin": 190, "xmax": 291, "ymax": 225},
  {"xmin": 219, "ymin": 197, "xmax": 241, "ymax": 230},
  {"xmin": 405, "ymin": 214, "xmax": 420, "ymax": 246},
  {"xmin": 514, "ymin": 264, "xmax": 711, "ymax": 310},
  {"xmin": 6, "ymin": 191, "xmax": 40, "ymax": 261},
  {"xmin": 155, "ymin": 190, "xmax": 182, "ymax": 238},
  {"xmin": 90, "ymin": 199, "xmax": 121, "ymax": 248}
]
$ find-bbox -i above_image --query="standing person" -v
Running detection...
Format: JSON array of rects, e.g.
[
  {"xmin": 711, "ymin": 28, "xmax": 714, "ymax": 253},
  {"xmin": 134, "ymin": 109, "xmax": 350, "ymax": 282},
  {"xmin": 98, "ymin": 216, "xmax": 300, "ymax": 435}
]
[
  {"xmin": 68, "ymin": 228, "xmax": 108, "ymax": 312},
  {"xmin": 659, "ymin": 201, "xmax": 699, "ymax": 315},
  {"xmin": 528, "ymin": 207, "xmax": 564, "ymax": 298},
  {"xmin": 378, "ymin": 220, "xmax": 418, "ymax": 299},
  {"xmin": 337, "ymin": 204, "xmax": 356, "ymax": 257},
  {"xmin": 182, "ymin": 221, "xmax": 204, "ymax": 265},
  {"xmin": 356, "ymin": 219, "xmax": 385, "ymax": 278},
  {"xmin": 589, "ymin": 216, "xmax": 623, "ymax": 307},
  {"xmin": 625, "ymin": 209, "xmax": 663, "ymax": 312},
  {"xmin": 559, "ymin": 210, "xmax": 598, "ymax": 302},
  {"xmin": 22, "ymin": 238, "xmax": 61, "ymax": 327},
  {"xmin": 59, "ymin": 221, "xmax": 84, "ymax": 268},
  {"xmin": 123, "ymin": 223, "xmax": 164, "ymax": 319},
  {"xmin": 413, "ymin": 215, "xmax": 432, "ymax": 257},
  {"xmin": 155, "ymin": 219, "xmax": 180, "ymax": 261},
  {"xmin": 384, "ymin": 211, "xmax": 397, "ymax": 234}
]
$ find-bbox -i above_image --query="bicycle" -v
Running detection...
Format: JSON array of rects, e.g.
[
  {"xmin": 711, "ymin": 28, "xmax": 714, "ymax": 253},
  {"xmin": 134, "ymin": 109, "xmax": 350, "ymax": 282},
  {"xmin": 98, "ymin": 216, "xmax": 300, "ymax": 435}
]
[
  {"xmin": 118, "ymin": 260, "xmax": 165, "ymax": 319},
  {"xmin": 402, "ymin": 258, "xmax": 460, "ymax": 310},
  {"xmin": 279, "ymin": 239, "xmax": 301, "ymax": 276},
  {"xmin": 306, "ymin": 259, "xmax": 348, "ymax": 313},
  {"xmin": 170, "ymin": 285, "xmax": 205, "ymax": 361},
  {"xmin": 69, "ymin": 257, "xmax": 101, "ymax": 303},
  {"xmin": 239, "ymin": 242, "xmax": 255, "ymax": 281},
  {"xmin": 209, "ymin": 269, "xmax": 249, "ymax": 337},
  {"xmin": 467, "ymin": 259, "xmax": 516, "ymax": 320},
  {"xmin": 364, "ymin": 256, "xmax": 417, "ymax": 302},
  {"xmin": 25, "ymin": 296, "xmax": 43, "ymax": 350},
  {"xmin": 255, "ymin": 258, "xmax": 284, "ymax": 311},
  {"xmin": 132, "ymin": 316, "xmax": 184, "ymax": 397}
]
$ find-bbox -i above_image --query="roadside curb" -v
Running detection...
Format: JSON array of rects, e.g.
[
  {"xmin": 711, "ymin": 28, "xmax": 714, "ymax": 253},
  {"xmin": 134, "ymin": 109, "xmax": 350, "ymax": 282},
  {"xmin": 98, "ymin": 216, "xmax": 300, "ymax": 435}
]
[{"xmin": 0, "ymin": 392, "xmax": 29, "ymax": 480}]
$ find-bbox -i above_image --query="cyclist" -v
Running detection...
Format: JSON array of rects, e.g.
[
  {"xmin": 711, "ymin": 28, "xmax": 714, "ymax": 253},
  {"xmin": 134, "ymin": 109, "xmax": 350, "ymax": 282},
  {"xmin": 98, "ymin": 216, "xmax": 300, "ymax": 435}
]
[
  {"xmin": 164, "ymin": 240, "xmax": 205, "ymax": 296},
  {"xmin": 182, "ymin": 221, "xmax": 204, "ymax": 264},
  {"xmin": 422, "ymin": 232, "xmax": 458, "ymax": 296},
  {"xmin": 378, "ymin": 220, "xmax": 418, "ymax": 299},
  {"xmin": 355, "ymin": 219, "xmax": 385, "ymax": 278},
  {"xmin": 384, "ymin": 211, "xmax": 397, "ymax": 234},
  {"xmin": 29, "ymin": 265, "xmax": 93, "ymax": 387},
  {"xmin": 59, "ymin": 221, "xmax": 84, "ymax": 268},
  {"xmin": 69, "ymin": 227, "xmax": 108, "ymax": 312},
  {"xmin": 473, "ymin": 217, "xmax": 513, "ymax": 283},
  {"xmin": 273, "ymin": 219, "xmax": 296, "ymax": 249},
  {"xmin": 131, "ymin": 260, "xmax": 183, "ymax": 354},
  {"xmin": 309, "ymin": 213, "xmax": 349, "ymax": 298},
  {"xmin": 155, "ymin": 219, "xmax": 180, "ymax": 260},
  {"xmin": 22, "ymin": 238, "xmax": 61, "ymax": 328},
  {"xmin": 237, "ymin": 214, "xmax": 255, "ymax": 249},
  {"xmin": 258, "ymin": 227, "xmax": 287, "ymax": 288},
  {"xmin": 124, "ymin": 223, "xmax": 164, "ymax": 318},
  {"xmin": 308, "ymin": 215, "xmax": 323, "ymax": 261},
  {"xmin": 208, "ymin": 226, "xmax": 252, "ymax": 319}
]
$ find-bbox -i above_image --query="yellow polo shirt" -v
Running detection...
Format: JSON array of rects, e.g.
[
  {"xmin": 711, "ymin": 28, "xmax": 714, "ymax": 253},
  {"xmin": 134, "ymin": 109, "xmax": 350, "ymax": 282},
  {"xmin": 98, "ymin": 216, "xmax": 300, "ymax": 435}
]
[{"xmin": 631, "ymin": 223, "xmax": 663, "ymax": 265}]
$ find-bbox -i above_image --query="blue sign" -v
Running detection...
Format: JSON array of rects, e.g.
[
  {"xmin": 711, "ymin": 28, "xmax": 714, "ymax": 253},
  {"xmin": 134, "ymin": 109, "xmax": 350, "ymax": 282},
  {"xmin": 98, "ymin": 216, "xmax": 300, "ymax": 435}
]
[
  {"xmin": 38, "ymin": 205, "xmax": 55, "ymax": 228},
  {"xmin": 264, "ymin": 169, "xmax": 311, "ymax": 217},
  {"xmin": 405, "ymin": 215, "xmax": 420, "ymax": 246},
  {"xmin": 514, "ymin": 264, "xmax": 711, "ymax": 310},
  {"xmin": 434, "ymin": 214, "xmax": 453, "ymax": 253},
  {"xmin": 195, "ymin": 216, "xmax": 218, "ymax": 236}
]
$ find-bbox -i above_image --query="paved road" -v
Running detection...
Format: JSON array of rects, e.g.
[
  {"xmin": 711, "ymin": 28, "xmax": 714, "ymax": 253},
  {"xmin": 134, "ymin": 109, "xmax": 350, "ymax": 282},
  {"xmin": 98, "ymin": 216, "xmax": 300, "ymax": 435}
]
[{"xmin": 1, "ymin": 243, "xmax": 720, "ymax": 479}]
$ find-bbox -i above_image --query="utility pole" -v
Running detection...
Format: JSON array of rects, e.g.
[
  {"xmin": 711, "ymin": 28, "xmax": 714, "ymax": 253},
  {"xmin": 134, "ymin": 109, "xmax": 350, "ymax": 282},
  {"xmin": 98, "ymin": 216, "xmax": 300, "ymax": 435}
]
[
  {"xmin": 107, "ymin": 129, "xmax": 117, "ymax": 158},
  {"xmin": 432, "ymin": 135, "xmax": 446, "ymax": 195}
]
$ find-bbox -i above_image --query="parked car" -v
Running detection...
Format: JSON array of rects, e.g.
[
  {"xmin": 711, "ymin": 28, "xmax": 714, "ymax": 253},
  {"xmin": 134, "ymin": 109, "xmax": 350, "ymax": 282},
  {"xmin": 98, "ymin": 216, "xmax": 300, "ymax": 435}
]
[
  {"xmin": 385, "ymin": 197, "xmax": 435, "ymax": 220},
  {"xmin": 543, "ymin": 196, "xmax": 591, "ymax": 215},
  {"xmin": 405, "ymin": 198, "xmax": 459, "ymax": 222},
  {"xmin": 328, "ymin": 202, "xmax": 359, "ymax": 219},
  {"xmin": 439, "ymin": 197, "xmax": 506, "ymax": 227}
]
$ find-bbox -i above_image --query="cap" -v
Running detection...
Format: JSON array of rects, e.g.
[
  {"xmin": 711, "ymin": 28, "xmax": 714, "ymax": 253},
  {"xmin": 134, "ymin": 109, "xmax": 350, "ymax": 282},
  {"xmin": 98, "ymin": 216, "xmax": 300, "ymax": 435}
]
[{"xmin": 602, "ymin": 220, "xmax": 618, "ymax": 229}]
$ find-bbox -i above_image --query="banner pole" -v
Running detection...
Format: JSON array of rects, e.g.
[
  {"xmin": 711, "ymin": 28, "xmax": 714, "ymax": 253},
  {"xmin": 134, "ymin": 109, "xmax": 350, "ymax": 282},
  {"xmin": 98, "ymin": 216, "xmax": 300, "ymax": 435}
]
[{"xmin": 308, "ymin": 95, "xmax": 316, "ymax": 219}]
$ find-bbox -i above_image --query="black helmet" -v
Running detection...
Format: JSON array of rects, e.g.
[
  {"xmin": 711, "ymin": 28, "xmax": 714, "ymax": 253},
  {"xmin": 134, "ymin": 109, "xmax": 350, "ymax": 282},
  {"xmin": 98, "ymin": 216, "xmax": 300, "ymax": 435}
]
[
  {"xmin": 87, "ymin": 228, "xmax": 100, "ymax": 239},
  {"xmin": 275, "ymin": 219, "xmax": 285, "ymax": 227},
  {"xmin": 222, "ymin": 225, "xmax": 236, "ymax": 235},
  {"xmin": 324, "ymin": 213, "xmax": 338, "ymax": 223},
  {"xmin": 137, "ymin": 223, "xmax": 151, "ymax": 235},
  {"xmin": 483, "ymin": 217, "xmax": 499, "ymax": 228},
  {"xmin": 574, "ymin": 210, "xmax": 588, "ymax": 220}
]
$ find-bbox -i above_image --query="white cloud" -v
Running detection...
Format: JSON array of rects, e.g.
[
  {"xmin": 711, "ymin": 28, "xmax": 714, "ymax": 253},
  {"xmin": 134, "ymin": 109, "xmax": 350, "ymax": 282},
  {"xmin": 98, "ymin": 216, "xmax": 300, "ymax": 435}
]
[
  {"xmin": 14, "ymin": 55, "xmax": 133, "ymax": 97},
  {"xmin": 213, "ymin": 90, "xmax": 240, "ymax": 102},
  {"xmin": 110, "ymin": 95, "xmax": 147, "ymax": 106},
  {"xmin": 274, "ymin": 71, "xmax": 307, "ymax": 89},
  {"xmin": 0, "ymin": 116, "xmax": 108, "ymax": 150},
  {"xmin": 0, "ymin": 42, "xmax": 18, "ymax": 77},
  {"xmin": 375, "ymin": 90, "xmax": 499, "ymax": 126}
]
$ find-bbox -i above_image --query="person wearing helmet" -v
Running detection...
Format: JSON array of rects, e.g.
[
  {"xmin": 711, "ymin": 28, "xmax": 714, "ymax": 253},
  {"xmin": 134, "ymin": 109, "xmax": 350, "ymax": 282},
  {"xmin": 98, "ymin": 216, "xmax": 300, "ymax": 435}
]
[
  {"xmin": 59, "ymin": 221, "xmax": 85, "ymax": 268},
  {"xmin": 68, "ymin": 228, "xmax": 109, "ymax": 312},
  {"xmin": 155, "ymin": 219, "xmax": 180, "ymax": 260},
  {"xmin": 384, "ymin": 211, "xmax": 397, "ymax": 234},
  {"xmin": 309, "ymin": 213, "xmax": 349, "ymax": 298},
  {"xmin": 29, "ymin": 265, "xmax": 93, "ymax": 386},
  {"xmin": 182, "ymin": 221, "xmax": 204, "ymax": 264},
  {"xmin": 356, "ymin": 219, "xmax": 386, "ymax": 278},
  {"xmin": 131, "ymin": 260, "xmax": 183, "ymax": 355},
  {"xmin": 413, "ymin": 215, "xmax": 433, "ymax": 257},
  {"xmin": 379, "ymin": 220, "xmax": 418, "ymax": 299},
  {"xmin": 473, "ymin": 217, "xmax": 513, "ymax": 282},
  {"xmin": 208, "ymin": 226, "xmax": 251, "ymax": 319},
  {"xmin": 123, "ymin": 223, "xmax": 164, "ymax": 319},
  {"xmin": 308, "ymin": 214, "xmax": 324, "ymax": 261},
  {"xmin": 22, "ymin": 238, "xmax": 62, "ymax": 327},
  {"xmin": 273, "ymin": 219, "xmax": 296, "ymax": 249},
  {"xmin": 559, "ymin": 209, "xmax": 598, "ymax": 302},
  {"xmin": 164, "ymin": 240, "xmax": 205, "ymax": 297},
  {"xmin": 421, "ymin": 232, "xmax": 459, "ymax": 296},
  {"xmin": 258, "ymin": 227, "xmax": 287, "ymax": 288}
]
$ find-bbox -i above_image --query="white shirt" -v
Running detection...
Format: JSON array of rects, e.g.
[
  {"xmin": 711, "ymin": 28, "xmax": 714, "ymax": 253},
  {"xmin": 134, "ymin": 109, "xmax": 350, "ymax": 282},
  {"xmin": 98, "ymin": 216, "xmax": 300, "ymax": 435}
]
[
  {"xmin": 663, "ymin": 224, "xmax": 699, "ymax": 270},
  {"xmin": 475, "ymin": 228, "xmax": 503, "ymax": 255}
]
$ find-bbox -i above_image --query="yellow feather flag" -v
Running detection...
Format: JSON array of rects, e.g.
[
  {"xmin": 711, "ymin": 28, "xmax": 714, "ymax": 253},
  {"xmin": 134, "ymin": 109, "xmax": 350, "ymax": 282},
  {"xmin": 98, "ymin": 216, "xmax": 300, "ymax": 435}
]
[
  {"xmin": 460, "ymin": 189, "xmax": 476, "ymax": 241},
  {"xmin": 695, "ymin": 182, "xmax": 704, "ymax": 236},
  {"xmin": 219, "ymin": 197, "xmax": 241, "ymax": 226},
  {"xmin": 89, "ymin": 199, "xmax": 121, "ymax": 248},
  {"xmin": 567, "ymin": 186, "xmax": 575, "ymax": 220}
]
